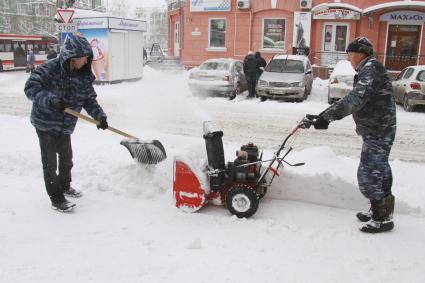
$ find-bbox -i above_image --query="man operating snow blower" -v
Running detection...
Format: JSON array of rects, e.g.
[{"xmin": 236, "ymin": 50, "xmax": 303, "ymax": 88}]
[
  {"xmin": 24, "ymin": 34, "xmax": 108, "ymax": 212},
  {"xmin": 308, "ymin": 37, "xmax": 396, "ymax": 233}
]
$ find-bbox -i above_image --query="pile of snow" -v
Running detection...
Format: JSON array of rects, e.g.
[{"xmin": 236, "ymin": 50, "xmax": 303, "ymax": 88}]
[{"xmin": 1, "ymin": 68, "xmax": 425, "ymax": 282}]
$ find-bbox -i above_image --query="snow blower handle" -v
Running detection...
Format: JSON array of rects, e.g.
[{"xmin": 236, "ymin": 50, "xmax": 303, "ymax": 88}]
[{"xmin": 300, "ymin": 114, "xmax": 319, "ymax": 129}]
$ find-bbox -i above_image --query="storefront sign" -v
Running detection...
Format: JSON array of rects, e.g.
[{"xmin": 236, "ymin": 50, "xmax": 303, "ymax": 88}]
[
  {"xmin": 380, "ymin": 11, "xmax": 425, "ymax": 22},
  {"xmin": 313, "ymin": 9, "xmax": 360, "ymax": 20},
  {"xmin": 75, "ymin": 17, "xmax": 108, "ymax": 29},
  {"xmin": 109, "ymin": 18, "xmax": 147, "ymax": 31},
  {"xmin": 292, "ymin": 12, "xmax": 311, "ymax": 49},
  {"xmin": 192, "ymin": 28, "xmax": 201, "ymax": 36},
  {"xmin": 190, "ymin": 0, "xmax": 231, "ymax": 12}
]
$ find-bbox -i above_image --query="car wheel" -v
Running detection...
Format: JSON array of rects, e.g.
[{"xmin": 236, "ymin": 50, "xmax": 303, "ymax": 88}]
[
  {"xmin": 403, "ymin": 95, "xmax": 414, "ymax": 112},
  {"xmin": 230, "ymin": 83, "xmax": 241, "ymax": 100},
  {"xmin": 259, "ymin": 96, "xmax": 267, "ymax": 102}
]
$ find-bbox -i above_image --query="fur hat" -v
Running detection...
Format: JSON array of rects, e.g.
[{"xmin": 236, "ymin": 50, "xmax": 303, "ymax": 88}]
[{"xmin": 346, "ymin": 37, "xmax": 374, "ymax": 56}]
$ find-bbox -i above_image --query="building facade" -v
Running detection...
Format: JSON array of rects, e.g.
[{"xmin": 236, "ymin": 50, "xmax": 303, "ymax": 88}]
[{"xmin": 168, "ymin": 0, "xmax": 425, "ymax": 74}]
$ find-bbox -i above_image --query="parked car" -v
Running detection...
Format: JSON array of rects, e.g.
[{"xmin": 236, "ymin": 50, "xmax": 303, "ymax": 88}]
[
  {"xmin": 188, "ymin": 58, "xmax": 248, "ymax": 98},
  {"xmin": 257, "ymin": 55, "xmax": 313, "ymax": 102},
  {"xmin": 328, "ymin": 60, "xmax": 356, "ymax": 104},
  {"xmin": 392, "ymin": 65, "xmax": 425, "ymax": 112}
]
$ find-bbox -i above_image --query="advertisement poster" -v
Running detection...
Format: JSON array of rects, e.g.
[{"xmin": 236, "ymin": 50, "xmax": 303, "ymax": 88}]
[
  {"xmin": 78, "ymin": 28, "xmax": 109, "ymax": 81},
  {"xmin": 292, "ymin": 12, "xmax": 311, "ymax": 55},
  {"xmin": 190, "ymin": 0, "xmax": 231, "ymax": 12}
]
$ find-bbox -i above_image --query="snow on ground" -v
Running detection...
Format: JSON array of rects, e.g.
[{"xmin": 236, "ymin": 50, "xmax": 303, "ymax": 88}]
[{"xmin": 1, "ymin": 68, "xmax": 425, "ymax": 282}]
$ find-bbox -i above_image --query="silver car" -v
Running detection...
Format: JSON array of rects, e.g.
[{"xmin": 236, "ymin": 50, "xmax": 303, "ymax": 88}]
[
  {"xmin": 392, "ymin": 65, "xmax": 425, "ymax": 112},
  {"xmin": 188, "ymin": 58, "xmax": 247, "ymax": 99},
  {"xmin": 328, "ymin": 60, "xmax": 356, "ymax": 104},
  {"xmin": 257, "ymin": 55, "xmax": 313, "ymax": 102}
]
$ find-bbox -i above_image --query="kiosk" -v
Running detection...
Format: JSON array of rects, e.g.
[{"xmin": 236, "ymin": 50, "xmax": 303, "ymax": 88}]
[{"xmin": 74, "ymin": 16, "xmax": 147, "ymax": 83}]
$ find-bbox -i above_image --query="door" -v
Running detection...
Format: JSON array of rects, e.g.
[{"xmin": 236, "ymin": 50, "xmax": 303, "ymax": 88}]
[
  {"xmin": 321, "ymin": 24, "xmax": 349, "ymax": 66},
  {"xmin": 174, "ymin": 21, "xmax": 180, "ymax": 57},
  {"xmin": 386, "ymin": 25, "xmax": 421, "ymax": 71},
  {"xmin": 110, "ymin": 32, "xmax": 126, "ymax": 81},
  {"xmin": 13, "ymin": 41, "xmax": 26, "ymax": 67}
]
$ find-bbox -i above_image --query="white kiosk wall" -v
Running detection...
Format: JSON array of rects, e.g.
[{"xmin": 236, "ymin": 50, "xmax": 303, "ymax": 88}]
[{"xmin": 75, "ymin": 17, "xmax": 146, "ymax": 82}]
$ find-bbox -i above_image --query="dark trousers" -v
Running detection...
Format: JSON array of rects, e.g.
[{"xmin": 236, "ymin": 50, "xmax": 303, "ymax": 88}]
[
  {"xmin": 36, "ymin": 129, "xmax": 73, "ymax": 201},
  {"xmin": 357, "ymin": 132, "xmax": 395, "ymax": 201},
  {"xmin": 246, "ymin": 74, "xmax": 257, "ymax": 98}
]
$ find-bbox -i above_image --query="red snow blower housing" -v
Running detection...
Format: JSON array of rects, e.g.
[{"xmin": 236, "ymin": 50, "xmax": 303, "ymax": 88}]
[{"xmin": 173, "ymin": 117, "xmax": 316, "ymax": 218}]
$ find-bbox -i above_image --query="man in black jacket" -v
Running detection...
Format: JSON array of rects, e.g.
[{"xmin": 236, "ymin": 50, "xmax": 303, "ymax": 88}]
[
  {"xmin": 243, "ymin": 51, "xmax": 258, "ymax": 98},
  {"xmin": 25, "ymin": 35, "xmax": 108, "ymax": 212},
  {"xmin": 310, "ymin": 37, "xmax": 396, "ymax": 233}
]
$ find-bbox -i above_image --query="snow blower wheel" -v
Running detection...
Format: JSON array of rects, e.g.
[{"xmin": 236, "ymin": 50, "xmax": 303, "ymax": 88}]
[{"xmin": 226, "ymin": 185, "xmax": 259, "ymax": 218}]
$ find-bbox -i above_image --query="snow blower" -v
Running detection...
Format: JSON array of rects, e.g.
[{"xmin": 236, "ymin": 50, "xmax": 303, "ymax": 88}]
[
  {"xmin": 64, "ymin": 108, "xmax": 166, "ymax": 164},
  {"xmin": 173, "ymin": 116, "xmax": 315, "ymax": 218}
]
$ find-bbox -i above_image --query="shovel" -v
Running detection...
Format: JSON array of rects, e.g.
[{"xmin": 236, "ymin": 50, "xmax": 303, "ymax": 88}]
[{"xmin": 64, "ymin": 108, "xmax": 167, "ymax": 164}]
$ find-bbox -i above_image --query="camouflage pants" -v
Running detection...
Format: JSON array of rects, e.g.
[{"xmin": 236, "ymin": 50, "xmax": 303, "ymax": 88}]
[{"xmin": 358, "ymin": 131, "xmax": 395, "ymax": 201}]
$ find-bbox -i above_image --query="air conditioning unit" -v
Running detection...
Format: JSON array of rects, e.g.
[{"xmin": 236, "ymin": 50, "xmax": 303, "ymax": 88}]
[
  {"xmin": 300, "ymin": 0, "xmax": 312, "ymax": 9},
  {"xmin": 237, "ymin": 0, "xmax": 250, "ymax": 9}
]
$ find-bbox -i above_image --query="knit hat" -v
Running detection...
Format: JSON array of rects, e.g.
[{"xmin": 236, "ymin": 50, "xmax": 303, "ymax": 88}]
[{"xmin": 346, "ymin": 37, "xmax": 374, "ymax": 56}]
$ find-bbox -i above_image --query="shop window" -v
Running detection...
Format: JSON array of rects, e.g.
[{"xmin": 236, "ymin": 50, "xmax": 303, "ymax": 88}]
[
  {"xmin": 209, "ymin": 19, "xmax": 226, "ymax": 48},
  {"xmin": 0, "ymin": 42, "xmax": 4, "ymax": 52},
  {"xmin": 262, "ymin": 19, "xmax": 285, "ymax": 49},
  {"xmin": 322, "ymin": 24, "xmax": 349, "ymax": 52}
]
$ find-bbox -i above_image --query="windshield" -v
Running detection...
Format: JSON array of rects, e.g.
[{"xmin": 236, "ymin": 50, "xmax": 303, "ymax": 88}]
[
  {"xmin": 265, "ymin": 59, "xmax": 304, "ymax": 73},
  {"xmin": 200, "ymin": 61, "xmax": 230, "ymax": 71}
]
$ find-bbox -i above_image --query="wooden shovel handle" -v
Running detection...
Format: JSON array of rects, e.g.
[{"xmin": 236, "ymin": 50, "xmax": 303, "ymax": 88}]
[{"xmin": 64, "ymin": 108, "xmax": 137, "ymax": 139}]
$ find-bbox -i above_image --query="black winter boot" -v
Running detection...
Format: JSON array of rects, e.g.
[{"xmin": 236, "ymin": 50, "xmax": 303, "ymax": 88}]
[
  {"xmin": 356, "ymin": 206, "xmax": 372, "ymax": 222},
  {"xmin": 51, "ymin": 195, "xmax": 76, "ymax": 212},
  {"xmin": 64, "ymin": 186, "xmax": 83, "ymax": 198},
  {"xmin": 360, "ymin": 195, "xmax": 394, "ymax": 233}
]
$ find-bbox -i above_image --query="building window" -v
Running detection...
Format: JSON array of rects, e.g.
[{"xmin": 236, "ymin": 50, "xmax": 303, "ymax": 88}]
[
  {"xmin": 322, "ymin": 23, "xmax": 349, "ymax": 52},
  {"xmin": 209, "ymin": 18, "xmax": 226, "ymax": 48},
  {"xmin": 262, "ymin": 19, "xmax": 286, "ymax": 49}
]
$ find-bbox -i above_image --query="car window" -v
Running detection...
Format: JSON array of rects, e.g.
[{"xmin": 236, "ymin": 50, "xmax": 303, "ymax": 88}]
[
  {"xmin": 306, "ymin": 61, "xmax": 311, "ymax": 70},
  {"xmin": 416, "ymin": 70, "xmax": 425, "ymax": 82},
  {"xmin": 265, "ymin": 59, "xmax": 304, "ymax": 73},
  {"xmin": 403, "ymin": 68, "xmax": 415, "ymax": 79},
  {"xmin": 395, "ymin": 69, "xmax": 407, "ymax": 81},
  {"xmin": 235, "ymin": 62, "xmax": 243, "ymax": 73},
  {"xmin": 200, "ymin": 61, "xmax": 230, "ymax": 71}
]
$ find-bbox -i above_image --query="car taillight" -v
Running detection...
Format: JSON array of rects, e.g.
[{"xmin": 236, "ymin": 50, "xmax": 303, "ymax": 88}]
[
  {"xmin": 223, "ymin": 75, "xmax": 231, "ymax": 81},
  {"xmin": 410, "ymin": 82, "xmax": 421, "ymax": 90}
]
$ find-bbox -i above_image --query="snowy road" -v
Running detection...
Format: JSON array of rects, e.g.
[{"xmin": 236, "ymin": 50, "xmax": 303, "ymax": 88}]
[{"xmin": 2, "ymin": 69, "xmax": 424, "ymax": 162}]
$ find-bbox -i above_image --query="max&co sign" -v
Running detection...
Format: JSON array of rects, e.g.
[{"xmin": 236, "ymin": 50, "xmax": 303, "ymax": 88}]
[{"xmin": 380, "ymin": 11, "xmax": 425, "ymax": 22}]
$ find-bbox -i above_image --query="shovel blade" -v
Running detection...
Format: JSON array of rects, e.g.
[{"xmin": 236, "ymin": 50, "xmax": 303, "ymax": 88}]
[{"xmin": 120, "ymin": 139, "xmax": 167, "ymax": 164}]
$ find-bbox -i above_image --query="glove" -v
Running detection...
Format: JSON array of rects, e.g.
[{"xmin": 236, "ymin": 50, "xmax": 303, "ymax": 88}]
[
  {"xmin": 50, "ymin": 97, "xmax": 66, "ymax": 112},
  {"xmin": 97, "ymin": 117, "xmax": 108, "ymax": 130},
  {"xmin": 314, "ymin": 115, "xmax": 329, "ymax": 130}
]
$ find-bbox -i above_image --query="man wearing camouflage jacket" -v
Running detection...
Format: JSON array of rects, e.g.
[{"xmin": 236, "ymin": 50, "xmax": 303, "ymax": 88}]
[
  {"xmin": 311, "ymin": 37, "xmax": 396, "ymax": 233},
  {"xmin": 25, "ymin": 34, "xmax": 108, "ymax": 212}
]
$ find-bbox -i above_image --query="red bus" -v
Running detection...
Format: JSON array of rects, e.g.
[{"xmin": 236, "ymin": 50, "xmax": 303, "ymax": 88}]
[{"xmin": 0, "ymin": 34, "xmax": 58, "ymax": 71}]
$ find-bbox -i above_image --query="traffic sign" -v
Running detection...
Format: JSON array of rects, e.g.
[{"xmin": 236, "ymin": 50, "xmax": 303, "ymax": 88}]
[
  {"xmin": 56, "ymin": 9, "xmax": 75, "ymax": 24},
  {"xmin": 60, "ymin": 32, "xmax": 73, "ymax": 45},
  {"xmin": 56, "ymin": 23, "xmax": 77, "ymax": 32}
]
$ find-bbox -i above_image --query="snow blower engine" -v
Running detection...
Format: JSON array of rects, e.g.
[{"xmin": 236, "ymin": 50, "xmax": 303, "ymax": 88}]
[{"xmin": 173, "ymin": 119, "xmax": 309, "ymax": 218}]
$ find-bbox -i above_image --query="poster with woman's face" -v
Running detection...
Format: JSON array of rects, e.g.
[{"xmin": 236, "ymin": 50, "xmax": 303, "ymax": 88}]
[{"xmin": 78, "ymin": 28, "xmax": 109, "ymax": 81}]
